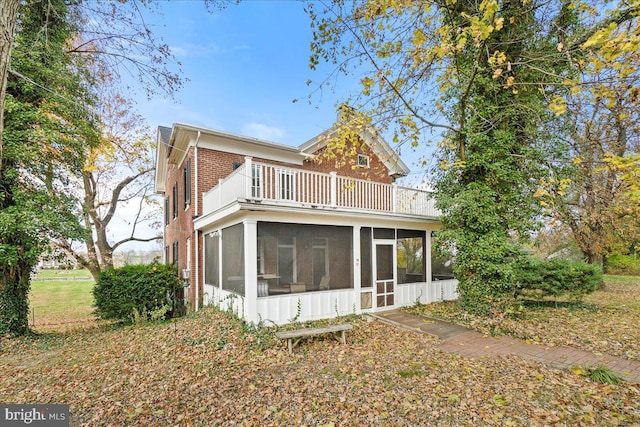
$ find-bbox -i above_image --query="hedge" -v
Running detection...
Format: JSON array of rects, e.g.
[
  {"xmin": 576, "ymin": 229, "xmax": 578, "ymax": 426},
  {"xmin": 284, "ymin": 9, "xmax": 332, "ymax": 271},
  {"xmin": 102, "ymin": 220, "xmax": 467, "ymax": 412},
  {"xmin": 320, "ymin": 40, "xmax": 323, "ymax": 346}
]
[
  {"xmin": 94, "ymin": 263, "xmax": 183, "ymax": 322},
  {"xmin": 515, "ymin": 258, "xmax": 602, "ymax": 300}
]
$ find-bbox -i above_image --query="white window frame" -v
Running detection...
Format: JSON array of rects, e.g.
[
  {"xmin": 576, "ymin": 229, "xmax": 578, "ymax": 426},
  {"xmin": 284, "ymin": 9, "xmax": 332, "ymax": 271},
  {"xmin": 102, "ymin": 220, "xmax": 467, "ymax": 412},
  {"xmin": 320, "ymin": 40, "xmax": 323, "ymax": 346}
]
[
  {"xmin": 277, "ymin": 237, "xmax": 297, "ymax": 283},
  {"xmin": 277, "ymin": 169, "xmax": 295, "ymax": 201},
  {"xmin": 251, "ymin": 164, "xmax": 262, "ymax": 198},
  {"xmin": 357, "ymin": 154, "xmax": 370, "ymax": 168},
  {"xmin": 257, "ymin": 237, "xmax": 265, "ymax": 275}
]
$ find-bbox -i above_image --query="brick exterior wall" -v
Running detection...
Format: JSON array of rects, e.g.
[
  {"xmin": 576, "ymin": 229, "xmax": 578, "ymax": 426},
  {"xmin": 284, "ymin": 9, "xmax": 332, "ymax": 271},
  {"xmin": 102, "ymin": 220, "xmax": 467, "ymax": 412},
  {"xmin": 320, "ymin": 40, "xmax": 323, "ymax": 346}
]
[
  {"xmin": 162, "ymin": 134, "xmax": 396, "ymax": 308},
  {"xmin": 302, "ymin": 138, "xmax": 394, "ymax": 184}
]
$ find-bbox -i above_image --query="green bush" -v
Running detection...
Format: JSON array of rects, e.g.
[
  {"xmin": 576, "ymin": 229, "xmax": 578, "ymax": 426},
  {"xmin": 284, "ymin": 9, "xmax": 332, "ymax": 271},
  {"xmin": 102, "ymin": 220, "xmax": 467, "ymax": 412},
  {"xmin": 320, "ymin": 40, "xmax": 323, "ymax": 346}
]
[
  {"xmin": 605, "ymin": 254, "xmax": 640, "ymax": 276},
  {"xmin": 515, "ymin": 258, "xmax": 602, "ymax": 300},
  {"xmin": 93, "ymin": 263, "xmax": 184, "ymax": 322}
]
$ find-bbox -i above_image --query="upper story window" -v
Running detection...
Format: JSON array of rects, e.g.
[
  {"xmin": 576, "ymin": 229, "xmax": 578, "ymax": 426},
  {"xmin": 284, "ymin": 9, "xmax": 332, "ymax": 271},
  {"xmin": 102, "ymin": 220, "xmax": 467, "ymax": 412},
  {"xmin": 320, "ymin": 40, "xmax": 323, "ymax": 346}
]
[
  {"xmin": 251, "ymin": 164, "xmax": 262, "ymax": 198},
  {"xmin": 164, "ymin": 197, "xmax": 170, "ymax": 226},
  {"xmin": 357, "ymin": 154, "xmax": 370, "ymax": 168},
  {"xmin": 172, "ymin": 183, "xmax": 178, "ymax": 219},
  {"xmin": 277, "ymin": 170, "xmax": 295, "ymax": 200},
  {"xmin": 183, "ymin": 158, "xmax": 191, "ymax": 209},
  {"xmin": 172, "ymin": 241, "xmax": 178, "ymax": 265}
]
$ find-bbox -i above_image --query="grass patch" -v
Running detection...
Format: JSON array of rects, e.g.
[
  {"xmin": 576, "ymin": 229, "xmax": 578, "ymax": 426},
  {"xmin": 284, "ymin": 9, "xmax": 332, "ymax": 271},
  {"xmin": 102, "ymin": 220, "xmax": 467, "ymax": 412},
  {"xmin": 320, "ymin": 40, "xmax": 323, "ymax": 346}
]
[
  {"xmin": 397, "ymin": 364, "xmax": 427, "ymax": 378},
  {"xmin": 29, "ymin": 269, "xmax": 96, "ymax": 331},
  {"xmin": 573, "ymin": 365, "xmax": 625, "ymax": 385},
  {"xmin": 35, "ymin": 269, "xmax": 93, "ymax": 280}
]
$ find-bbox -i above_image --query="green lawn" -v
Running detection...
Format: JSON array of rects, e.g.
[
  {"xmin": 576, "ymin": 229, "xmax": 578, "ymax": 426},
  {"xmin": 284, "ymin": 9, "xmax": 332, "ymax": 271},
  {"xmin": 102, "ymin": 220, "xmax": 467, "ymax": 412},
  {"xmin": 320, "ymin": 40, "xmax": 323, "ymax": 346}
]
[
  {"xmin": 35, "ymin": 268, "xmax": 93, "ymax": 280},
  {"xmin": 30, "ymin": 269, "xmax": 95, "ymax": 331}
]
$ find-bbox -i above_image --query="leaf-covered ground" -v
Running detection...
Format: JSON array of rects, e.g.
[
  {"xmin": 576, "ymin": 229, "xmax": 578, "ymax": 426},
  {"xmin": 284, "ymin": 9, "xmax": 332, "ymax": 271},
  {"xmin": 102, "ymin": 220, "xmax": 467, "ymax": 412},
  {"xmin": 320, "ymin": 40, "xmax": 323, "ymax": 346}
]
[
  {"xmin": 1, "ymin": 308, "xmax": 639, "ymax": 426},
  {"xmin": 409, "ymin": 275, "xmax": 640, "ymax": 361}
]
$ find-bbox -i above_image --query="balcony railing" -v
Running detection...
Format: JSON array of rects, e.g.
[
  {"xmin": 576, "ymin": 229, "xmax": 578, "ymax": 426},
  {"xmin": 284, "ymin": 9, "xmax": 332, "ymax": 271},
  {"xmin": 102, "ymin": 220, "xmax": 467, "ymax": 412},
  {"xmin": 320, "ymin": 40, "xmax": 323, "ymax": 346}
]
[{"xmin": 202, "ymin": 158, "xmax": 440, "ymax": 218}]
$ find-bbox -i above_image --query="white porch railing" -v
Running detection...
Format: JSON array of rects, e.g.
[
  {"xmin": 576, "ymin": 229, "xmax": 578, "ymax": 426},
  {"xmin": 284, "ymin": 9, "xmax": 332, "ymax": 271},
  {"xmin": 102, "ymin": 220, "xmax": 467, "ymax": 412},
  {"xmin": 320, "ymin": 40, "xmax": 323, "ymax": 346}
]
[{"xmin": 202, "ymin": 158, "xmax": 440, "ymax": 217}]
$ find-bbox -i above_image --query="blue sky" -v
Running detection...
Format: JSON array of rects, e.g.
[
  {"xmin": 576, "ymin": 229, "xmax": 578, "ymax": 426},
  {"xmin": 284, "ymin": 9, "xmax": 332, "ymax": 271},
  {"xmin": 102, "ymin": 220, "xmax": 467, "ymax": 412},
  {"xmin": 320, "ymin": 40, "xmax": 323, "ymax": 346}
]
[
  {"xmin": 114, "ymin": 1, "xmax": 433, "ymax": 251},
  {"xmin": 133, "ymin": 1, "xmax": 435, "ymax": 181},
  {"xmin": 137, "ymin": 1, "xmax": 351, "ymax": 147}
]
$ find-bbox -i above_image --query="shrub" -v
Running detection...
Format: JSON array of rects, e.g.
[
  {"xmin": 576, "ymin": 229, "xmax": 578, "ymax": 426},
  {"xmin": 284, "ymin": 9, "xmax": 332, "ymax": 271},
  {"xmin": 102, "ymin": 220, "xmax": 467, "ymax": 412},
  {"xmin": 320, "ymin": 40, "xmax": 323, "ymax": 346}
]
[
  {"xmin": 605, "ymin": 254, "xmax": 640, "ymax": 276},
  {"xmin": 515, "ymin": 258, "xmax": 602, "ymax": 300},
  {"xmin": 93, "ymin": 263, "xmax": 183, "ymax": 322}
]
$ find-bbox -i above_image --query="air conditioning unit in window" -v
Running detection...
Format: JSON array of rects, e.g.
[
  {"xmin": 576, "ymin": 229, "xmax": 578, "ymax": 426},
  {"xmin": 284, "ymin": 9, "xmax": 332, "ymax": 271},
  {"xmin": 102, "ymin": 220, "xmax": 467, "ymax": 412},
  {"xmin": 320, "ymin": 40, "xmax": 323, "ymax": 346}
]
[{"xmin": 182, "ymin": 269, "xmax": 191, "ymax": 279}]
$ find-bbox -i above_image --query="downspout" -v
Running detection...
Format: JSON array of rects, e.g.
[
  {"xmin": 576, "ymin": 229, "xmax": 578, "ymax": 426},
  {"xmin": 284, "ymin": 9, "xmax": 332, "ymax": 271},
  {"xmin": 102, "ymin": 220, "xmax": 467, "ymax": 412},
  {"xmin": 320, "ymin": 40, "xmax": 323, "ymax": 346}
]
[{"xmin": 194, "ymin": 131, "xmax": 201, "ymax": 311}]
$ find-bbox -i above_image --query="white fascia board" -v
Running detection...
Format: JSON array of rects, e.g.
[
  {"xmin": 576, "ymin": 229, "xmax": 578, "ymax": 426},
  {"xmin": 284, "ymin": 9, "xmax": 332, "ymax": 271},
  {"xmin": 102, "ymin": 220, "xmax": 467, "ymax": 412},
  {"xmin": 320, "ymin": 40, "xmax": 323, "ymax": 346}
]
[
  {"xmin": 154, "ymin": 128, "xmax": 168, "ymax": 194},
  {"xmin": 360, "ymin": 128, "xmax": 410, "ymax": 177},
  {"xmin": 170, "ymin": 123, "xmax": 306, "ymax": 166},
  {"xmin": 198, "ymin": 134, "xmax": 305, "ymax": 165},
  {"xmin": 193, "ymin": 202, "xmax": 244, "ymax": 232},
  {"xmin": 194, "ymin": 200, "xmax": 439, "ymax": 232}
]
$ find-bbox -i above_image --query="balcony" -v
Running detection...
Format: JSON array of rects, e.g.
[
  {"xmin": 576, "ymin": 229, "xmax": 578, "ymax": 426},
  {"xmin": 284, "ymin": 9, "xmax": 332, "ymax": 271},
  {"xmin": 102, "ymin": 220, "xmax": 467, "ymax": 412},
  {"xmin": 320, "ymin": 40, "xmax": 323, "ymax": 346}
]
[{"xmin": 202, "ymin": 159, "xmax": 440, "ymax": 218}]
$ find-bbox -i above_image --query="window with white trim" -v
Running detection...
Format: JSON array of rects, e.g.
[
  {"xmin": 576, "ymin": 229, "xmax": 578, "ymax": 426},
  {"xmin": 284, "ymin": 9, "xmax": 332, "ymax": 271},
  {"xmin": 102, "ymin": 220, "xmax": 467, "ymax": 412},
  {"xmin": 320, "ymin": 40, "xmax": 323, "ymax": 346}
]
[
  {"xmin": 277, "ymin": 169, "xmax": 295, "ymax": 200},
  {"xmin": 357, "ymin": 154, "xmax": 370, "ymax": 168}
]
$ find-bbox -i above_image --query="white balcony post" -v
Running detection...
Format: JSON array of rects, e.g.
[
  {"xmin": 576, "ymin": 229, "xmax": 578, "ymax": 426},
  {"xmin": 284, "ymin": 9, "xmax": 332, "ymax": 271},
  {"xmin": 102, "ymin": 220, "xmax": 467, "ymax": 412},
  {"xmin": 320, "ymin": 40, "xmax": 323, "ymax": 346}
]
[
  {"xmin": 392, "ymin": 183, "xmax": 398, "ymax": 213},
  {"xmin": 244, "ymin": 156, "xmax": 253, "ymax": 199},
  {"xmin": 330, "ymin": 172, "xmax": 337, "ymax": 207},
  {"xmin": 424, "ymin": 230, "xmax": 432, "ymax": 304}
]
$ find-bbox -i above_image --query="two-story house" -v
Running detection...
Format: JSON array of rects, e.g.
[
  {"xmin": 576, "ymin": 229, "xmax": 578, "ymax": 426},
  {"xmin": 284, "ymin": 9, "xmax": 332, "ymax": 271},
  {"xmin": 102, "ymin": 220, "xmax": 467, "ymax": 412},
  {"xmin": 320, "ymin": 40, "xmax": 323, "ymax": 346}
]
[{"xmin": 155, "ymin": 121, "xmax": 457, "ymax": 325}]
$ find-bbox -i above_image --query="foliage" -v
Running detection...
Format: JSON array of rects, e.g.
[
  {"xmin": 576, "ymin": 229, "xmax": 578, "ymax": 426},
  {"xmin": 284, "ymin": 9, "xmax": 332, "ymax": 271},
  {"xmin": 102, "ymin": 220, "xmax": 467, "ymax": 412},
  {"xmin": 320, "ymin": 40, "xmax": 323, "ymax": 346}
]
[
  {"xmin": 0, "ymin": 0, "xmax": 96, "ymax": 336},
  {"xmin": 1, "ymin": 308, "xmax": 639, "ymax": 425},
  {"xmin": 93, "ymin": 263, "xmax": 183, "ymax": 323},
  {"xmin": 57, "ymin": 89, "xmax": 161, "ymax": 282},
  {"xmin": 514, "ymin": 258, "xmax": 602, "ymax": 300},
  {"xmin": 527, "ymin": 1, "xmax": 640, "ymax": 264},
  {"xmin": 606, "ymin": 254, "xmax": 640, "ymax": 276},
  {"xmin": 1, "ymin": 0, "xmax": 191, "ymax": 335},
  {"xmin": 308, "ymin": 0, "xmax": 639, "ymax": 315},
  {"xmin": 536, "ymin": 81, "xmax": 640, "ymax": 264},
  {"xmin": 532, "ymin": 225, "xmax": 584, "ymax": 261}
]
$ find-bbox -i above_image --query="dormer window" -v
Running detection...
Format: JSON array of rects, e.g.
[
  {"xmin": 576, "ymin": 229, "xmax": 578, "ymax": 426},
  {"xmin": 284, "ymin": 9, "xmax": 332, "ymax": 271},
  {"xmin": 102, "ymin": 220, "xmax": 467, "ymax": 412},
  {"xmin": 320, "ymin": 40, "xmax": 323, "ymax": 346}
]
[{"xmin": 357, "ymin": 154, "xmax": 370, "ymax": 168}]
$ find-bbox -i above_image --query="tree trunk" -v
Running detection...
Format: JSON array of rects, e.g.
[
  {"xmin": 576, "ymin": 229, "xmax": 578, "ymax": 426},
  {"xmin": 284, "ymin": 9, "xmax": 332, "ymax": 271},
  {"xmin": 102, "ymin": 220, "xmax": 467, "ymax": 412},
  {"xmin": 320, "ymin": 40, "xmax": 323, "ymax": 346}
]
[
  {"xmin": 0, "ymin": 0, "xmax": 21, "ymax": 171},
  {"xmin": 0, "ymin": 265, "xmax": 32, "ymax": 336}
]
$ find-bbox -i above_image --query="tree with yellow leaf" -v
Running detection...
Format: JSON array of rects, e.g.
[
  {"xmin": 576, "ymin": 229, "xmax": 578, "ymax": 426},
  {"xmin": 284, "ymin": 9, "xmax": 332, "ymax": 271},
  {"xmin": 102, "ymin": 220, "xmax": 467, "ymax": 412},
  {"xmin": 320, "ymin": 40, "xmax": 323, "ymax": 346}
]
[
  {"xmin": 308, "ymin": 0, "xmax": 638, "ymax": 313},
  {"xmin": 536, "ymin": 7, "xmax": 640, "ymax": 265},
  {"xmin": 0, "ymin": 0, "xmax": 187, "ymax": 335},
  {"xmin": 55, "ymin": 89, "xmax": 160, "ymax": 282}
]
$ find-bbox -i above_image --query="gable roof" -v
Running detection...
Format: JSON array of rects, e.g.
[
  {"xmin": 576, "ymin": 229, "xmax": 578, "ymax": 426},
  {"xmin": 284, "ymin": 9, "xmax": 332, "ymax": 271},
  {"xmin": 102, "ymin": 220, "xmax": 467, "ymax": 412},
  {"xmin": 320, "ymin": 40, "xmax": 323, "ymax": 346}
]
[
  {"xmin": 298, "ymin": 125, "xmax": 410, "ymax": 179},
  {"xmin": 155, "ymin": 121, "xmax": 411, "ymax": 194}
]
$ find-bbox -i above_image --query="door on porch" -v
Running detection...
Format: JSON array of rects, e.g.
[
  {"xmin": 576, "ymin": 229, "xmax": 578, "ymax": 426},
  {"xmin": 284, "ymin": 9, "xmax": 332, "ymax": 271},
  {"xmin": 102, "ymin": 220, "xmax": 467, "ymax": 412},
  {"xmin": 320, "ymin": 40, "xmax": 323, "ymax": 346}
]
[{"xmin": 374, "ymin": 240, "xmax": 396, "ymax": 309}]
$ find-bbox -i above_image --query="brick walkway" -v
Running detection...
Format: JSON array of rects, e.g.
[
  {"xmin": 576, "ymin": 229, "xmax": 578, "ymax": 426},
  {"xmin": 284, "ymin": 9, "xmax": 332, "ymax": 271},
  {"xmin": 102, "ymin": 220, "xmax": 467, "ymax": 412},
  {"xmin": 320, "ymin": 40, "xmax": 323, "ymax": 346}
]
[{"xmin": 372, "ymin": 309, "xmax": 640, "ymax": 384}]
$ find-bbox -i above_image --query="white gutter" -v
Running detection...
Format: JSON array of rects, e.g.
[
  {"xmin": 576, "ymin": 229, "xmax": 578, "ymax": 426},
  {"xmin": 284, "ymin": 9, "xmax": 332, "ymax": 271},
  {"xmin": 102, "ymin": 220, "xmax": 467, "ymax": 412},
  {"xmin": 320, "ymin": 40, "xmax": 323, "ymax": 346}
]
[{"xmin": 194, "ymin": 131, "xmax": 201, "ymax": 311}]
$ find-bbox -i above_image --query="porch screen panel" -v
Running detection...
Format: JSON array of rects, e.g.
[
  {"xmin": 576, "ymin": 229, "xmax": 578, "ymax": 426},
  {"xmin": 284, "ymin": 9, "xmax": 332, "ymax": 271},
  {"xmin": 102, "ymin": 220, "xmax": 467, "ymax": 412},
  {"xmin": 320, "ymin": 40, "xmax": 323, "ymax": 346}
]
[
  {"xmin": 431, "ymin": 232, "xmax": 455, "ymax": 280},
  {"xmin": 360, "ymin": 227, "xmax": 372, "ymax": 288},
  {"xmin": 258, "ymin": 222, "xmax": 353, "ymax": 292},
  {"xmin": 397, "ymin": 229, "xmax": 426, "ymax": 284},
  {"xmin": 278, "ymin": 237, "xmax": 296, "ymax": 284},
  {"xmin": 222, "ymin": 223, "xmax": 245, "ymax": 296},
  {"xmin": 204, "ymin": 233, "xmax": 219, "ymax": 287}
]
